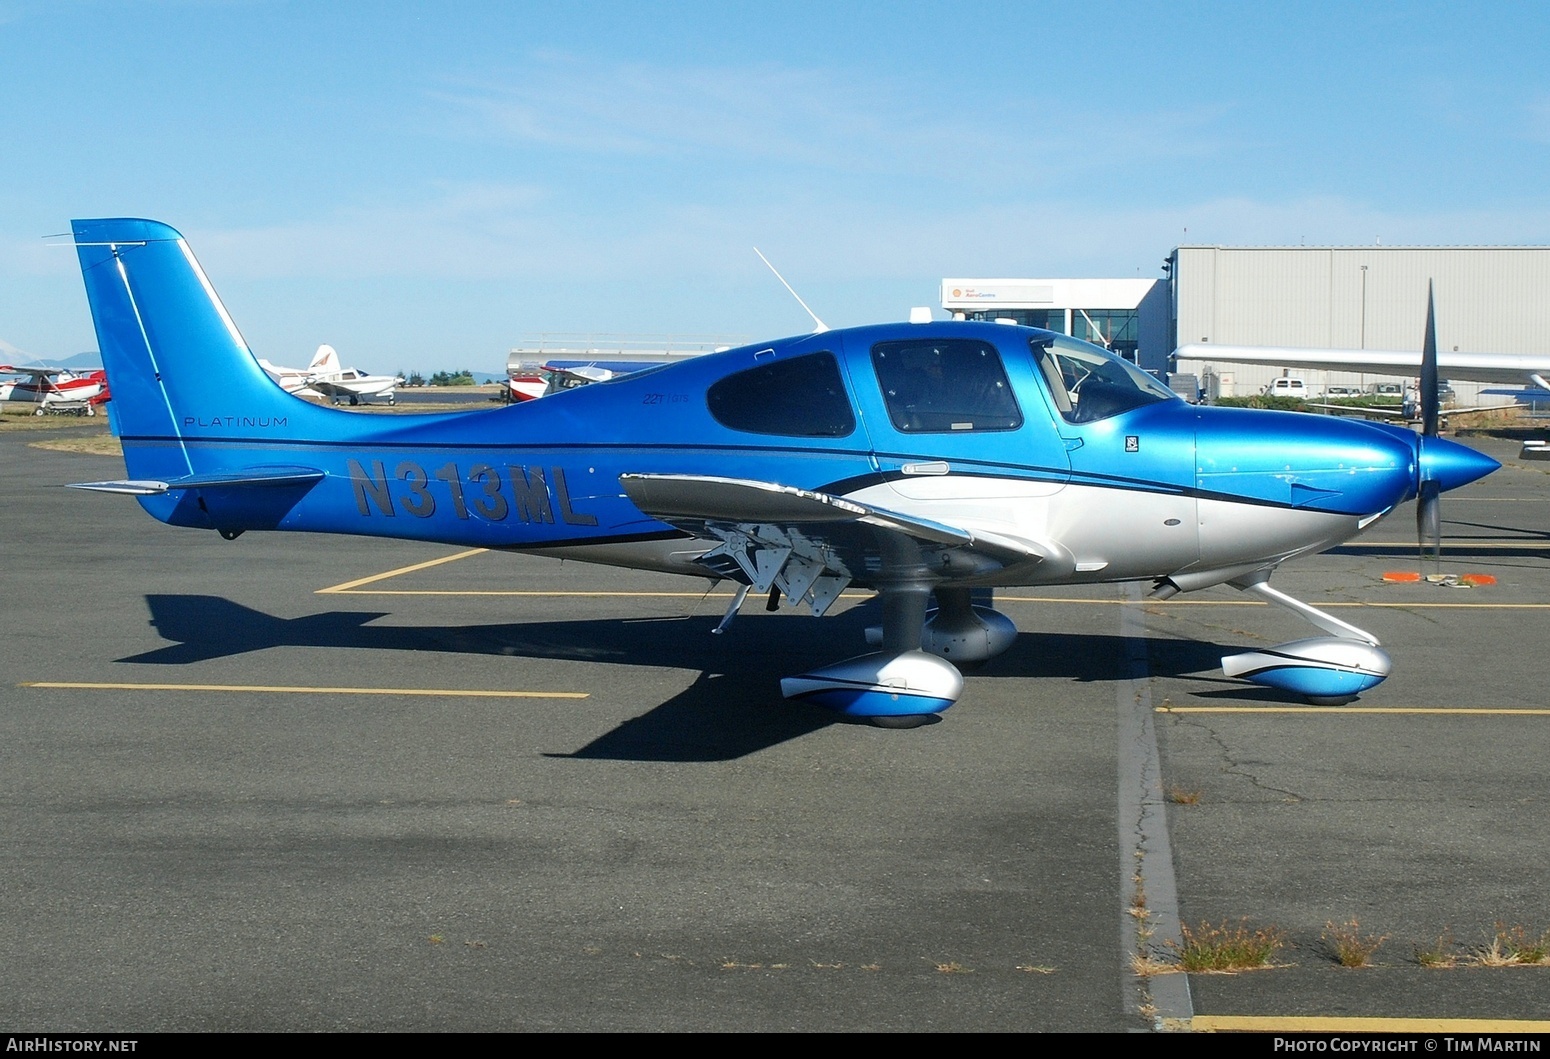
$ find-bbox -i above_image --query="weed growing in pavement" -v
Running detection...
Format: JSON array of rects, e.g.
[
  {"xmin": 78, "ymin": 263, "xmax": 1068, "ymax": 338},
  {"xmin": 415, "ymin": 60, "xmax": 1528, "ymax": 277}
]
[
  {"xmin": 1322, "ymin": 919, "xmax": 1387, "ymax": 967},
  {"xmin": 1415, "ymin": 929, "xmax": 1458, "ymax": 968},
  {"xmin": 1476, "ymin": 923, "xmax": 1550, "ymax": 966},
  {"xmin": 1167, "ymin": 919, "xmax": 1286, "ymax": 973}
]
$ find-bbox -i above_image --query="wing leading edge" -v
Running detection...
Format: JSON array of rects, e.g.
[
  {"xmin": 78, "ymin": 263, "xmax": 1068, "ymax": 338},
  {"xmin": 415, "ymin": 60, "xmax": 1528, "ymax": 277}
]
[{"xmin": 619, "ymin": 473, "xmax": 1067, "ymax": 616}]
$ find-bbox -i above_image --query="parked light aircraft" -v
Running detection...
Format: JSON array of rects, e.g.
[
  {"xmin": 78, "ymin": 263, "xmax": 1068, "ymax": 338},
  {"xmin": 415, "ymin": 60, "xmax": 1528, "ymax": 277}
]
[
  {"xmin": 302, "ymin": 345, "xmax": 403, "ymax": 406},
  {"xmin": 508, "ymin": 360, "xmax": 701, "ymax": 403},
  {"xmin": 257, "ymin": 345, "xmax": 334, "ymax": 396},
  {"xmin": 1, "ymin": 364, "xmax": 107, "ymax": 415},
  {"xmin": 258, "ymin": 345, "xmax": 403, "ymax": 405},
  {"xmin": 67, "ymin": 219, "xmax": 1499, "ymax": 725}
]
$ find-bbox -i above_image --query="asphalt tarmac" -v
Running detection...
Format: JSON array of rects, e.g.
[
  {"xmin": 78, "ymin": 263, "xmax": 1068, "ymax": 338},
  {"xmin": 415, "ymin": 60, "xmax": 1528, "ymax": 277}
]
[{"xmin": 2, "ymin": 417, "xmax": 1547, "ymax": 1032}]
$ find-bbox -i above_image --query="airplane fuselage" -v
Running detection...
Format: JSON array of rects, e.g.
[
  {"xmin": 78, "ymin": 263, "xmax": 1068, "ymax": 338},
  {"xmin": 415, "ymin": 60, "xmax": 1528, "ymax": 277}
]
[{"xmin": 123, "ymin": 321, "xmax": 1437, "ymax": 593}]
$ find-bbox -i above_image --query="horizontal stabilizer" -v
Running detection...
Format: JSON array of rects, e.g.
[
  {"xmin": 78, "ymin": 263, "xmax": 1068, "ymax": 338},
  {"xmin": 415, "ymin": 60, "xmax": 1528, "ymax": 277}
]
[{"xmin": 69, "ymin": 467, "xmax": 325, "ymax": 496}]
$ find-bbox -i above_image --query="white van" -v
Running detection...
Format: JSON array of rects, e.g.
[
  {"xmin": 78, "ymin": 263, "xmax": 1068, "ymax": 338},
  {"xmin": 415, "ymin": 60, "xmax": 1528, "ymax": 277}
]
[{"xmin": 1266, "ymin": 377, "xmax": 1309, "ymax": 398}]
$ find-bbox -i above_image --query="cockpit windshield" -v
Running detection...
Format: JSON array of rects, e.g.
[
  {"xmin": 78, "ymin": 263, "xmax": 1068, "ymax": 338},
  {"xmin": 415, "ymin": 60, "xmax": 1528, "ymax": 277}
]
[{"xmin": 1029, "ymin": 333, "xmax": 1177, "ymax": 423}]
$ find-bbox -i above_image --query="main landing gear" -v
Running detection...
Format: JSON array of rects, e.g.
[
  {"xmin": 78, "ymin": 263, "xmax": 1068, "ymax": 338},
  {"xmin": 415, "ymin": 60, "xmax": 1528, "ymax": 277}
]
[{"xmin": 778, "ymin": 540, "xmax": 1018, "ymax": 727}]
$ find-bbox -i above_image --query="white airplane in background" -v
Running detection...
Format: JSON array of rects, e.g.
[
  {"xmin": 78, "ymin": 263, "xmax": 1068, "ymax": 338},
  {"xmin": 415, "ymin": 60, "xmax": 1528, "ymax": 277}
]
[
  {"xmin": 257, "ymin": 345, "xmax": 333, "ymax": 395},
  {"xmin": 258, "ymin": 345, "xmax": 404, "ymax": 406},
  {"xmin": 1175, "ymin": 342, "xmax": 1550, "ymax": 392}
]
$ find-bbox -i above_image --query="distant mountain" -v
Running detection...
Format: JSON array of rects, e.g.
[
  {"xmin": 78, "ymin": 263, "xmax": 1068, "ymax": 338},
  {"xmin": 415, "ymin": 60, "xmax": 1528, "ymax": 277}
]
[
  {"xmin": 0, "ymin": 337, "xmax": 32, "ymax": 362},
  {"xmin": 0, "ymin": 338, "xmax": 100, "ymax": 370}
]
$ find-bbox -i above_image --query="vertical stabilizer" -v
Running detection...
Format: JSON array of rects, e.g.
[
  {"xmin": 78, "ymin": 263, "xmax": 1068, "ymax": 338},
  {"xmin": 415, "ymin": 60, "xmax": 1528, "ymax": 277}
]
[{"xmin": 72, "ymin": 218, "xmax": 326, "ymax": 482}]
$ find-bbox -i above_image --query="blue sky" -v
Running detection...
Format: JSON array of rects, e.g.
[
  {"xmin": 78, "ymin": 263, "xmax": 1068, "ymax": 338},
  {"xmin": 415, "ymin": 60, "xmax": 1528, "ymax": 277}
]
[{"xmin": 3, "ymin": 1, "xmax": 1548, "ymax": 372}]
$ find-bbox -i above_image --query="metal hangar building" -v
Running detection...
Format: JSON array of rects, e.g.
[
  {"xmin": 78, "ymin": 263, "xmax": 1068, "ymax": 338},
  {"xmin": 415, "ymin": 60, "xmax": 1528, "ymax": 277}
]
[
  {"xmin": 942, "ymin": 247, "xmax": 1550, "ymax": 403},
  {"xmin": 1169, "ymin": 244, "xmax": 1550, "ymax": 400}
]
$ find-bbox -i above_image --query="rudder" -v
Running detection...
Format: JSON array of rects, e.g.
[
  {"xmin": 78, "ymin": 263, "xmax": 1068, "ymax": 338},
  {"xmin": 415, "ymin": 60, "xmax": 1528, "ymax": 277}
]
[{"xmin": 72, "ymin": 218, "xmax": 323, "ymax": 481}]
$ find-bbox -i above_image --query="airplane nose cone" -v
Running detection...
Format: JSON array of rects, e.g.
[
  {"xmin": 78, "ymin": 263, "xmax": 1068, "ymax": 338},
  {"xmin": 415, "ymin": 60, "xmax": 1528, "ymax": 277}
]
[{"xmin": 1418, "ymin": 436, "xmax": 1499, "ymax": 494}]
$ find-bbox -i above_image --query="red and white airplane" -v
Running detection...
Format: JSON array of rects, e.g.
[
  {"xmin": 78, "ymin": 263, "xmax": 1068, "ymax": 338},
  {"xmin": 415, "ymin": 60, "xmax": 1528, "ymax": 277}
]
[
  {"xmin": 506, "ymin": 368, "xmax": 548, "ymax": 402},
  {"xmin": 0, "ymin": 365, "xmax": 109, "ymax": 415}
]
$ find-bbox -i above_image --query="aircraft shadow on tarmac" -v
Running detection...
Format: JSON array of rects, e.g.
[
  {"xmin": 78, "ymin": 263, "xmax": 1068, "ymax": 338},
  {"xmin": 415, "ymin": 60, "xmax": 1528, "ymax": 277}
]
[{"xmin": 120, "ymin": 594, "xmax": 1237, "ymax": 761}]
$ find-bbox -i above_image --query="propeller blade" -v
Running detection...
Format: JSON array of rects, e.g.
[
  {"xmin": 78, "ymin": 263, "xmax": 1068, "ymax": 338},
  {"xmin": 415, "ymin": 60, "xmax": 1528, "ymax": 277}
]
[
  {"xmin": 1420, "ymin": 281, "xmax": 1439, "ymax": 439},
  {"xmin": 1417, "ymin": 282, "xmax": 1441, "ymax": 574},
  {"xmin": 1417, "ymin": 480, "xmax": 1441, "ymax": 574}
]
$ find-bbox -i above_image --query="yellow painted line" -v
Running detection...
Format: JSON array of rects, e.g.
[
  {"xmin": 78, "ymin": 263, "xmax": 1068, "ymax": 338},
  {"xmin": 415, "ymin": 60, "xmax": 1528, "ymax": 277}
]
[
  {"xmin": 316, "ymin": 548, "xmax": 488, "ymax": 593},
  {"xmin": 314, "ymin": 547, "xmax": 1544, "ymax": 609},
  {"xmin": 21, "ymin": 681, "xmax": 586, "ymax": 700},
  {"xmin": 1190, "ymin": 1014, "xmax": 1550, "ymax": 1032},
  {"xmin": 1158, "ymin": 706, "xmax": 1550, "ymax": 715}
]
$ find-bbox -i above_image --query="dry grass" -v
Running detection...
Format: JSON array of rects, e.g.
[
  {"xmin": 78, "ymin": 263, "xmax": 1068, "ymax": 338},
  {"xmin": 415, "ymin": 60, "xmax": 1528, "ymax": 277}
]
[
  {"xmin": 1322, "ymin": 919, "xmax": 1387, "ymax": 967},
  {"xmin": 1167, "ymin": 919, "xmax": 1286, "ymax": 973},
  {"xmin": 0, "ymin": 408, "xmax": 107, "ymax": 428},
  {"xmin": 1166, "ymin": 787, "xmax": 1203, "ymax": 805},
  {"xmin": 1131, "ymin": 951, "xmax": 1179, "ymax": 977},
  {"xmin": 1415, "ymin": 929, "xmax": 1458, "ymax": 969},
  {"xmin": 28, "ymin": 435, "xmax": 122, "ymax": 456},
  {"xmin": 1475, "ymin": 923, "xmax": 1550, "ymax": 967}
]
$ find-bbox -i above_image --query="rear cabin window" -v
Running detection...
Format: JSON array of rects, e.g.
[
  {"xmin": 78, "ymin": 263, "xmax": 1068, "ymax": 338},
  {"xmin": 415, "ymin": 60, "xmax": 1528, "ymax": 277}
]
[
  {"xmin": 871, "ymin": 339, "xmax": 1022, "ymax": 433},
  {"xmin": 706, "ymin": 352, "xmax": 857, "ymax": 437}
]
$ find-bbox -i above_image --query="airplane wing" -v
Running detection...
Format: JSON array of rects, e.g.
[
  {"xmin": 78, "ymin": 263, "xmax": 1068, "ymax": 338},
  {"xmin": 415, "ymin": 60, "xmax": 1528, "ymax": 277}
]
[
  {"xmin": 1305, "ymin": 401, "xmax": 1407, "ymax": 419},
  {"xmin": 0, "ymin": 364, "xmax": 64, "ymax": 379},
  {"xmin": 1176, "ymin": 343, "xmax": 1550, "ymax": 389},
  {"xmin": 306, "ymin": 370, "xmax": 400, "ymax": 399},
  {"xmin": 620, "ymin": 473, "xmax": 1069, "ymax": 616},
  {"xmin": 543, "ymin": 364, "xmax": 616, "ymax": 385}
]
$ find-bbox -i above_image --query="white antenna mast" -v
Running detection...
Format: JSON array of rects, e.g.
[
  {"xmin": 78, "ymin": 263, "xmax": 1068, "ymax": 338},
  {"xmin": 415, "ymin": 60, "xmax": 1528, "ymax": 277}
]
[{"xmin": 753, "ymin": 247, "xmax": 828, "ymax": 333}]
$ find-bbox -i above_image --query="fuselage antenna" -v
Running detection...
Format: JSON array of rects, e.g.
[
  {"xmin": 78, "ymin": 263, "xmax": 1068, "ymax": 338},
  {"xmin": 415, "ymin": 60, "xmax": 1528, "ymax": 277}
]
[{"xmin": 753, "ymin": 247, "xmax": 829, "ymax": 334}]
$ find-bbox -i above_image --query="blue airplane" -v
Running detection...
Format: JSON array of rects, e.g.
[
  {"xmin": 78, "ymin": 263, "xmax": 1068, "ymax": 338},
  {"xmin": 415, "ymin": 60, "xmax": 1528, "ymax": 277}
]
[{"xmin": 68, "ymin": 218, "xmax": 1499, "ymax": 726}]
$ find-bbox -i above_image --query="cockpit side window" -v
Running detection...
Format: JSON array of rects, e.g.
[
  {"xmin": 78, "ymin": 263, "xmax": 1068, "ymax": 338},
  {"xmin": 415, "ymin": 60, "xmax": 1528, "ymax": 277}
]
[
  {"xmin": 1029, "ymin": 334, "xmax": 1176, "ymax": 423},
  {"xmin": 870, "ymin": 339, "xmax": 1022, "ymax": 433},
  {"xmin": 706, "ymin": 351, "xmax": 856, "ymax": 437}
]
